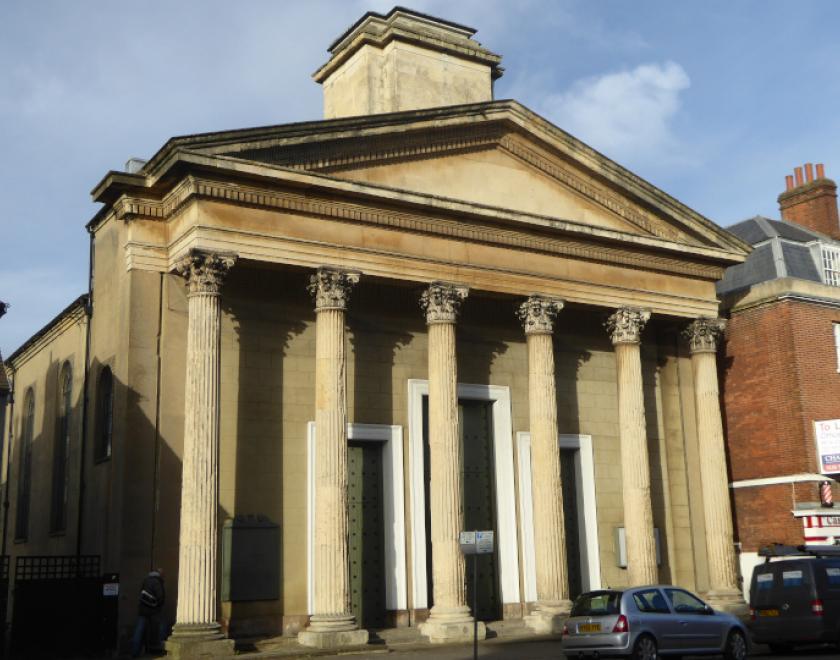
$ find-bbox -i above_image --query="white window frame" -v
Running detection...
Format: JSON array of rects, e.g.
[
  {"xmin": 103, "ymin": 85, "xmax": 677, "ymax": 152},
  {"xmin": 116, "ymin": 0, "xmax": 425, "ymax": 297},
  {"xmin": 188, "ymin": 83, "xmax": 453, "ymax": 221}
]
[
  {"xmin": 821, "ymin": 244, "xmax": 840, "ymax": 287},
  {"xmin": 834, "ymin": 323, "xmax": 840, "ymax": 373}
]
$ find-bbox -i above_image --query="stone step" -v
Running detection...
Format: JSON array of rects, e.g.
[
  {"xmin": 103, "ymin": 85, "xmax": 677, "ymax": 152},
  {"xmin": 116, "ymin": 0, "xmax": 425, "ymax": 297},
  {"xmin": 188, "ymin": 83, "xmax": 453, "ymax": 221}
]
[
  {"xmin": 370, "ymin": 626, "xmax": 426, "ymax": 646},
  {"xmin": 485, "ymin": 619, "xmax": 535, "ymax": 640}
]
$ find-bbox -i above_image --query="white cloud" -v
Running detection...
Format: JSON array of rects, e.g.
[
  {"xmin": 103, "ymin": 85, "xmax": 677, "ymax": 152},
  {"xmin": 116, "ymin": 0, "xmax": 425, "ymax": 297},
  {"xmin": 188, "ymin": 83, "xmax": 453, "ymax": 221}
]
[{"xmin": 539, "ymin": 61, "xmax": 690, "ymax": 166}]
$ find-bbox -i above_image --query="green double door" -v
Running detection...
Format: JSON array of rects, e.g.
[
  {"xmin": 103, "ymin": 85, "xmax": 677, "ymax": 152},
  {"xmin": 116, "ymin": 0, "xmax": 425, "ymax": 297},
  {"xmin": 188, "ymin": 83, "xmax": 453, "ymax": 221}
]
[
  {"xmin": 347, "ymin": 441, "xmax": 387, "ymax": 629},
  {"xmin": 423, "ymin": 399, "xmax": 501, "ymax": 621}
]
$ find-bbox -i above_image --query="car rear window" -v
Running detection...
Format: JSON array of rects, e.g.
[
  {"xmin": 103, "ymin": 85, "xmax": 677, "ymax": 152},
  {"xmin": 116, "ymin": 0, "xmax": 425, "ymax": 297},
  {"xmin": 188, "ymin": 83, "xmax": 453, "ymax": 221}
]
[
  {"xmin": 782, "ymin": 569, "xmax": 806, "ymax": 587},
  {"xmin": 571, "ymin": 591, "xmax": 621, "ymax": 617},
  {"xmin": 755, "ymin": 571, "xmax": 774, "ymax": 591},
  {"xmin": 826, "ymin": 567, "xmax": 840, "ymax": 586}
]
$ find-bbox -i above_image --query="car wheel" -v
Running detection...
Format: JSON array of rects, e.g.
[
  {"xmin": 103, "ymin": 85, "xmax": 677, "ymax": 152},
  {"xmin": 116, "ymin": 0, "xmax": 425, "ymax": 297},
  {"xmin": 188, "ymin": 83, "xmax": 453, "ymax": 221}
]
[
  {"xmin": 723, "ymin": 629, "xmax": 747, "ymax": 660},
  {"xmin": 631, "ymin": 634, "xmax": 658, "ymax": 660}
]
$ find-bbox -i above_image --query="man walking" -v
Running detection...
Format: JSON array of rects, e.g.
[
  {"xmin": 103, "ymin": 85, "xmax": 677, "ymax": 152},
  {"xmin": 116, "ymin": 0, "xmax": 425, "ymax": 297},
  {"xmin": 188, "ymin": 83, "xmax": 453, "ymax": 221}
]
[{"xmin": 130, "ymin": 568, "xmax": 165, "ymax": 657}]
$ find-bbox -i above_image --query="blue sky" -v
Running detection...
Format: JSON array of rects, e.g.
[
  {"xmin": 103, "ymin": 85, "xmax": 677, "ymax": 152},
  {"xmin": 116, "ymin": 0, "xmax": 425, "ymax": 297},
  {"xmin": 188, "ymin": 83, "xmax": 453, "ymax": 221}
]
[{"xmin": 3, "ymin": 0, "xmax": 840, "ymax": 352}]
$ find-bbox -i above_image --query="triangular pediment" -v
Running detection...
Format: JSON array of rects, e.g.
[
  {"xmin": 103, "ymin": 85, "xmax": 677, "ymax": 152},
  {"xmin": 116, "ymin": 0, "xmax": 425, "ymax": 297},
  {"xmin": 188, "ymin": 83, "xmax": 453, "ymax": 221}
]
[
  {"xmin": 124, "ymin": 100, "xmax": 749, "ymax": 256},
  {"xmin": 322, "ymin": 142, "xmax": 670, "ymax": 238}
]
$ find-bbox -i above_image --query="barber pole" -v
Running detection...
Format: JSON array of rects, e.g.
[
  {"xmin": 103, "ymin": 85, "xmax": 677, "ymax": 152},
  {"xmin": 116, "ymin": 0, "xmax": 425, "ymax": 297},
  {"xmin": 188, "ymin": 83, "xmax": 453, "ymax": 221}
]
[{"xmin": 821, "ymin": 480, "xmax": 834, "ymax": 508}]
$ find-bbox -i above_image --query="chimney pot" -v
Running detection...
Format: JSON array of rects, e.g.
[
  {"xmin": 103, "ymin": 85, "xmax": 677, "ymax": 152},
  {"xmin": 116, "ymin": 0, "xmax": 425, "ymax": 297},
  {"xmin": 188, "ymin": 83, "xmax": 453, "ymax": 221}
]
[
  {"xmin": 780, "ymin": 162, "xmax": 840, "ymax": 240},
  {"xmin": 786, "ymin": 175, "xmax": 795, "ymax": 191}
]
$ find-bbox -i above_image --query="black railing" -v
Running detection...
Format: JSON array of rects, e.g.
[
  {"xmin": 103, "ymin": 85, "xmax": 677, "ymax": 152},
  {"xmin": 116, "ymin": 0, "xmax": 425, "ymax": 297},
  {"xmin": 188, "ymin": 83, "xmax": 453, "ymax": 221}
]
[{"xmin": 14, "ymin": 555, "xmax": 99, "ymax": 581}]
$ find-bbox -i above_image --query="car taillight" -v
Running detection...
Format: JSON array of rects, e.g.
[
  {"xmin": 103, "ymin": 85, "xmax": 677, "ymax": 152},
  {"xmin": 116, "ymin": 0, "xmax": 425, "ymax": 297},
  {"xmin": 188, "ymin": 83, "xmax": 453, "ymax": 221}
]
[
  {"xmin": 811, "ymin": 599, "xmax": 824, "ymax": 616},
  {"xmin": 561, "ymin": 623, "xmax": 569, "ymax": 636},
  {"xmin": 612, "ymin": 614, "xmax": 629, "ymax": 633},
  {"xmin": 749, "ymin": 607, "xmax": 755, "ymax": 621}
]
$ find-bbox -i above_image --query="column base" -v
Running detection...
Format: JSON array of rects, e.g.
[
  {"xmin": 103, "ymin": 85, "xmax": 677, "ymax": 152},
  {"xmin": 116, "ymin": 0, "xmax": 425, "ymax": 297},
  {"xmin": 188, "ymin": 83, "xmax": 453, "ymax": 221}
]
[
  {"xmin": 165, "ymin": 623, "xmax": 235, "ymax": 659},
  {"xmin": 419, "ymin": 606, "xmax": 486, "ymax": 643},
  {"xmin": 298, "ymin": 613, "xmax": 369, "ymax": 649},
  {"xmin": 706, "ymin": 589, "xmax": 749, "ymax": 619},
  {"xmin": 524, "ymin": 600, "xmax": 572, "ymax": 635}
]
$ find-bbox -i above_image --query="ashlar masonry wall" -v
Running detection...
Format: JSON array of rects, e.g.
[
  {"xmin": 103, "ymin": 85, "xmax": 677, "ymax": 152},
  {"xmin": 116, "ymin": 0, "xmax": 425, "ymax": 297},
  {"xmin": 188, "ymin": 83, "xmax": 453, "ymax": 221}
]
[{"xmin": 131, "ymin": 263, "xmax": 707, "ymax": 638}]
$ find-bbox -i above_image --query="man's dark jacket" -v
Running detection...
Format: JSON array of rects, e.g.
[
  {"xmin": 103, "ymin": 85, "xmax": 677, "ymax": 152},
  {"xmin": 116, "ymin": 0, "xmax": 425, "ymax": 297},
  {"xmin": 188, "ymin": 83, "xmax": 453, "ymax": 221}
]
[{"xmin": 138, "ymin": 571, "xmax": 165, "ymax": 616}]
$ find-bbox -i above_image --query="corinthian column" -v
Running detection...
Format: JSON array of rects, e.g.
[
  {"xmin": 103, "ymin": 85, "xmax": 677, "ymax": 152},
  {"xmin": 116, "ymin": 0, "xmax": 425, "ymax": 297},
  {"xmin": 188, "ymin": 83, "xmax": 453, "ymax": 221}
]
[
  {"xmin": 684, "ymin": 318, "xmax": 746, "ymax": 614},
  {"xmin": 605, "ymin": 307, "xmax": 658, "ymax": 586},
  {"xmin": 518, "ymin": 296, "xmax": 572, "ymax": 633},
  {"xmin": 167, "ymin": 250, "xmax": 236, "ymax": 659},
  {"xmin": 299, "ymin": 268, "xmax": 369, "ymax": 649},
  {"xmin": 418, "ymin": 283, "xmax": 484, "ymax": 644}
]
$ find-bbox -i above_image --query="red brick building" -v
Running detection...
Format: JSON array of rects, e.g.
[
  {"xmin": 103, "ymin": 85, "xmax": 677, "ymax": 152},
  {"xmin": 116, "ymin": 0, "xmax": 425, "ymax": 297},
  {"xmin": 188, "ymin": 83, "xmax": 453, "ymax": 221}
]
[{"xmin": 718, "ymin": 164, "xmax": 840, "ymax": 593}]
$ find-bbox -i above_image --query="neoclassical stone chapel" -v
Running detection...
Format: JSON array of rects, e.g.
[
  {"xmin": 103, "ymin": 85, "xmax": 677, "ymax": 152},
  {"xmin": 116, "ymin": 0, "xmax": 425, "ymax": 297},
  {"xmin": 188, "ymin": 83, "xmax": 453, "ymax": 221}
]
[{"xmin": 3, "ymin": 7, "xmax": 751, "ymax": 655}]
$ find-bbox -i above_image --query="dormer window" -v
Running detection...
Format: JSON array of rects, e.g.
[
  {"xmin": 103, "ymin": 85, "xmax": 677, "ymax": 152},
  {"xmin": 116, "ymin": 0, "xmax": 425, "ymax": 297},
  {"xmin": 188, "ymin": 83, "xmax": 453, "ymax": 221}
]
[{"xmin": 822, "ymin": 244, "xmax": 840, "ymax": 286}]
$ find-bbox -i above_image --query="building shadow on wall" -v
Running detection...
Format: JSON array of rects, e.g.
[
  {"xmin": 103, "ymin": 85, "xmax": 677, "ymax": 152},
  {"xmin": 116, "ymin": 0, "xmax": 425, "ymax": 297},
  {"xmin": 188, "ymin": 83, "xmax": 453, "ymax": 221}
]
[
  {"xmin": 553, "ymin": 306, "xmax": 597, "ymax": 436},
  {"xmin": 5, "ymin": 353, "xmax": 189, "ymax": 658},
  {"xmin": 225, "ymin": 265, "xmax": 307, "ymax": 638},
  {"xmin": 456, "ymin": 294, "xmax": 512, "ymax": 388},
  {"xmin": 643, "ymin": 322, "xmax": 682, "ymax": 585},
  {"xmin": 348, "ymin": 279, "xmax": 415, "ymax": 428}
]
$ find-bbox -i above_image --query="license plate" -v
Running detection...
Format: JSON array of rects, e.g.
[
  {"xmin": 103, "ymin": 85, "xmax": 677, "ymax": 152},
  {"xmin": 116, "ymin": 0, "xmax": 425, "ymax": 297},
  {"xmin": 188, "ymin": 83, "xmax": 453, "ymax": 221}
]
[
  {"xmin": 758, "ymin": 609, "xmax": 779, "ymax": 617},
  {"xmin": 578, "ymin": 623, "xmax": 602, "ymax": 633}
]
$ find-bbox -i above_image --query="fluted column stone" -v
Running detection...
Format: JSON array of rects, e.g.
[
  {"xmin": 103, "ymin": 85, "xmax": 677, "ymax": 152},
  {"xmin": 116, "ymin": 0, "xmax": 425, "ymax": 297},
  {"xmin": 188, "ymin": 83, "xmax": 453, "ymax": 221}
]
[
  {"xmin": 518, "ymin": 296, "xmax": 572, "ymax": 633},
  {"xmin": 167, "ymin": 250, "xmax": 236, "ymax": 659},
  {"xmin": 606, "ymin": 307, "xmax": 658, "ymax": 586},
  {"xmin": 299, "ymin": 268, "xmax": 369, "ymax": 649},
  {"xmin": 684, "ymin": 318, "xmax": 747, "ymax": 614},
  {"xmin": 418, "ymin": 283, "xmax": 484, "ymax": 643}
]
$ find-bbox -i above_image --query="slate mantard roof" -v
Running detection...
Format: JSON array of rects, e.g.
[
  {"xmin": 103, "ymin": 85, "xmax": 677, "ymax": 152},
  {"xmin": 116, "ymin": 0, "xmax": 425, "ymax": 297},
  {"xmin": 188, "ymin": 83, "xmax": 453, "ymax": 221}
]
[{"xmin": 717, "ymin": 215, "xmax": 834, "ymax": 295}]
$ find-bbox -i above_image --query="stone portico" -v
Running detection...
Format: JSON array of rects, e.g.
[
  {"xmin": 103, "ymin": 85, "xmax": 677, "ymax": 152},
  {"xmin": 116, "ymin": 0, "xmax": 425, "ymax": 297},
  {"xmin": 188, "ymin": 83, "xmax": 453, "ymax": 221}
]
[{"xmin": 78, "ymin": 7, "xmax": 752, "ymax": 655}]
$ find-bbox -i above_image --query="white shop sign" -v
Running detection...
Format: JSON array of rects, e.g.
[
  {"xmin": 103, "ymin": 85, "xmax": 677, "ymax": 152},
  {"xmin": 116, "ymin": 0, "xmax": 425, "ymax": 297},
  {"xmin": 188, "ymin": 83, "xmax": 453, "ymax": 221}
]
[{"xmin": 815, "ymin": 419, "xmax": 840, "ymax": 474}]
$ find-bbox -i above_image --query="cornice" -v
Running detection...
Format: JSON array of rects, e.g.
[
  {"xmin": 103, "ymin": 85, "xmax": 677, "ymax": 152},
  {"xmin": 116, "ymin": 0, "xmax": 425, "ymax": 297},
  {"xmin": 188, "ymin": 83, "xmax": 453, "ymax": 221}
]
[
  {"xmin": 114, "ymin": 168, "xmax": 728, "ymax": 280},
  {"xmin": 146, "ymin": 150, "xmax": 744, "ymax": 266},
  {"xmin": 497, "ymin": 134, "xmax": 684, "ymax": 243},
  {"xmin": 7, "ymin": 294, "xmax": 88, "ymax": 368}
]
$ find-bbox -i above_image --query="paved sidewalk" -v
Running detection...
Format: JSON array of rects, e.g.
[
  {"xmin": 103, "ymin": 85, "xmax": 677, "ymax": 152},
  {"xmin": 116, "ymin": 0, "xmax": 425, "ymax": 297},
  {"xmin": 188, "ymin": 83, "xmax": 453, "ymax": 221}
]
[{"xmin": 258, "ymin": 636, "xmax": 565, "ymax": 660}]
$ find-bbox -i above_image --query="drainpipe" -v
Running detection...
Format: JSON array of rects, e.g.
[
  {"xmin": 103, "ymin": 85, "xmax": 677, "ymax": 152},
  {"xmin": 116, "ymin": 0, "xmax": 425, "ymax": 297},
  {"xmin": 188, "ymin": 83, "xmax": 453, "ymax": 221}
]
[
  {"xmin": 1, "ymin": 367, "xmax": 13, "ymax": 562},
  {"xmin": 0, "ymin": 300, "xmax": 12, "ymax": 564},
  {"xmin": 75, "ymin": 228, "xmax": 94, "ymax": 565}
]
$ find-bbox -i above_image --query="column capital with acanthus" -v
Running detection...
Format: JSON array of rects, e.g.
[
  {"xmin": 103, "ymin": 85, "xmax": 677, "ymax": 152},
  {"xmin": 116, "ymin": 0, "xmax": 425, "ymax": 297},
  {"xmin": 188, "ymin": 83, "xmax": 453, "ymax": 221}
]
[
  {"xmin": 175, "ymin": 249, "xmax": 237, "ymax": 296},
  {"xmin": 517, "ymin": 296, "xmax": 565, "ymax": 335},
  {"xmin": 308, "ymin": 268, "xmax": 360, "ymax": 312},
  {"xmin": 605, "ymin": 307, "xmax": 651, "ymax": 345},
  {"xmin": 420, "ymin": 282, "xmax": 469, "ymax": 325},
  {"xmin": 683, "ymin": 317, "xmax": 727, "ymax": 354}
]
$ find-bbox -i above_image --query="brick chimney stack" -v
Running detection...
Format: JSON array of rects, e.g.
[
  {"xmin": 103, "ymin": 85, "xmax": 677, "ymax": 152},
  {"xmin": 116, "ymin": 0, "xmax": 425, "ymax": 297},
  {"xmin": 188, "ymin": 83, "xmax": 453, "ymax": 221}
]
[{"xmin": 778, "ymin": 162, "xmax": 840, "ymax": 240}]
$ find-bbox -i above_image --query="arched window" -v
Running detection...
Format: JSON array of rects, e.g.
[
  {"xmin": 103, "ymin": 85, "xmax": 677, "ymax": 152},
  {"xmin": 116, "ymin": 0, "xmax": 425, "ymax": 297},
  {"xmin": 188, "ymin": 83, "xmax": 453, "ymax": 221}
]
[
  {"xmin": 50, "ymin": 362, "xmax": 72, "ymax": 533},
  {"xmin": 95, "ymin": 367, "xmax": 114, "ymax": 462},
  {"xmin": 15, "ymin": 388, "xmax": 34, "ymax": 541}
]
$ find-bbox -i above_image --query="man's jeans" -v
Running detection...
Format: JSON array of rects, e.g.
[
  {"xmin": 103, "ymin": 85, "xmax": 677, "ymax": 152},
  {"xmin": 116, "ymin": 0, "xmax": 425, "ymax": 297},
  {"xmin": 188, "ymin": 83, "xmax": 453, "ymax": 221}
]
[{"xmin": 131, "ymin": 614, "xmax": 161, "ymax": 657}]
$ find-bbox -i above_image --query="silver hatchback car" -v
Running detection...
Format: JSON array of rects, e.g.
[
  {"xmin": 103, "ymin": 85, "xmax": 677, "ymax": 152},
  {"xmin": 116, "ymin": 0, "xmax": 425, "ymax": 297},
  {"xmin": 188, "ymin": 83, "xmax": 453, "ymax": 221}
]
[{"xmin": 561, "ymin": 586, "xmax": 748, "ymax": 659}]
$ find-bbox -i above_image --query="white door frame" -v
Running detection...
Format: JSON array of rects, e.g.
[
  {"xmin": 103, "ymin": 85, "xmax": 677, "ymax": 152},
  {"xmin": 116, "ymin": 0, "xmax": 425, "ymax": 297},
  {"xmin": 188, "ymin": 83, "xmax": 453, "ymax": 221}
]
[
  {"xmin": 516, "ymin": 432, "xmax": 601, "ymax": 601},
  {"xmin": 307, "ymin": 422, "xmax": 407, "ymax": 614},
  {"xmin": 407, "ymin": 379, "xmax": 520, "ymax": 609}
]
